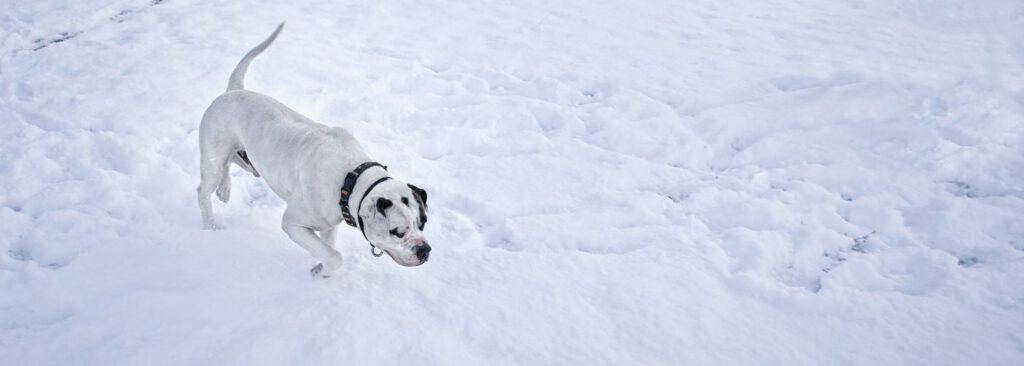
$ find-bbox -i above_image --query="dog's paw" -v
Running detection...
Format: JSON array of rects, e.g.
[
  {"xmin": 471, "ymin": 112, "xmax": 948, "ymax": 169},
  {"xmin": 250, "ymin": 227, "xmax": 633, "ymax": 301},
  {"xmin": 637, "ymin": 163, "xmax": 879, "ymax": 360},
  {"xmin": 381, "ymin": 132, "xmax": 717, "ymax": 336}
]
[
  {"xmin": 310, "ymin": 263, "xmax": 330, "ymax": 278},
  {"xmin": 311, "ymin": 257, "xmax": 343, "ymax": 278},
  {"xmin": 203, "ymin": 222, "xmax": 226, "ymax": 231}
]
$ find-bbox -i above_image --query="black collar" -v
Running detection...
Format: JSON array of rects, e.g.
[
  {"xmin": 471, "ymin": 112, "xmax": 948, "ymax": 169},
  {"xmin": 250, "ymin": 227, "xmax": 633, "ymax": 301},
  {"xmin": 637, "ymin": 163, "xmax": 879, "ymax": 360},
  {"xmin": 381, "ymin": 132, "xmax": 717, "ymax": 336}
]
[{"xmin": 339, "ymin": 162, "xmax": 389, "ymax": 230}]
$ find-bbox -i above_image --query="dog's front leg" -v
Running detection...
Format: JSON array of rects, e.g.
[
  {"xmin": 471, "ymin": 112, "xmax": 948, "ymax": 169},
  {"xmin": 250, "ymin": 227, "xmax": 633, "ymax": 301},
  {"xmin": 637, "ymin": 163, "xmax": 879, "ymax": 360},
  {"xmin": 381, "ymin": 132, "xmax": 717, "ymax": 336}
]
[
  {"xmin": 282, "ymin": 209, "xmax": 342, "ymax": 278},
  {"xmin": 319, "ymin": 226, "xmax": 338, "ymax": 248}
]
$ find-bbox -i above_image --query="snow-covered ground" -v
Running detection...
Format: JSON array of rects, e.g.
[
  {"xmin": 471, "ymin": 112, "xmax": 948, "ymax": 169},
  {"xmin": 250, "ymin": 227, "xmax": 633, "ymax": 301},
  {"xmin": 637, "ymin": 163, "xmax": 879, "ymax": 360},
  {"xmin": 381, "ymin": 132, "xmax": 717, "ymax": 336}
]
[{"xmin": 2, "ymin": 0, "xmax": 1023, "ymax": 364}]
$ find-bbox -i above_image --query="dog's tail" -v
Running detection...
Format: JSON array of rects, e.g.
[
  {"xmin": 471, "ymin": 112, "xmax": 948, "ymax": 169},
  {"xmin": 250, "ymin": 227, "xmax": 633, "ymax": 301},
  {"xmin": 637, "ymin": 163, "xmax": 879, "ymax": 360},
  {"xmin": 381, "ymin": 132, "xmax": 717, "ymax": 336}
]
[{"xmin": 227, "ymin": 22, "xmax": 285, "ymax": 92}]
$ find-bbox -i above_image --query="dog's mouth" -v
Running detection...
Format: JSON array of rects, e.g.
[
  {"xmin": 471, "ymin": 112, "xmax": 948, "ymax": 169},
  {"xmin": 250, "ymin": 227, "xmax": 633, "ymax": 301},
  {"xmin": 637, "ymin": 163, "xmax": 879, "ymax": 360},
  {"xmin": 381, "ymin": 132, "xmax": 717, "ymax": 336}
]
[{"xmin": 381, "ymin": 248, "xmax": 426, "ymax": 267}]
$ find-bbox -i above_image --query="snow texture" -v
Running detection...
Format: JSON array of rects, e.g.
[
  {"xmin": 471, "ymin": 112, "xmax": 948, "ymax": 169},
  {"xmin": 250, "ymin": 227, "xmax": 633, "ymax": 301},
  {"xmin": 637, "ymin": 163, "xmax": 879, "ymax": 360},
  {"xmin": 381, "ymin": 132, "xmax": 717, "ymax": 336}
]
[{"xmin": 2, "ymin": 0, "xmax": 1024, "ymax": 364}]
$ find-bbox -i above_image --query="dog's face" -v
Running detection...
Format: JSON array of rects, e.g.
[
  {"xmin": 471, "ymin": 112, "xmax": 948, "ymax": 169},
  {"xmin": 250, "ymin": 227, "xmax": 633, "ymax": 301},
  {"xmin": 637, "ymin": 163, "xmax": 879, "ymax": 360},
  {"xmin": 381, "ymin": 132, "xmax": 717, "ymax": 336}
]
[{"xmin": 358, "ymin": 182, "xmax": 430, "ymax": 266}]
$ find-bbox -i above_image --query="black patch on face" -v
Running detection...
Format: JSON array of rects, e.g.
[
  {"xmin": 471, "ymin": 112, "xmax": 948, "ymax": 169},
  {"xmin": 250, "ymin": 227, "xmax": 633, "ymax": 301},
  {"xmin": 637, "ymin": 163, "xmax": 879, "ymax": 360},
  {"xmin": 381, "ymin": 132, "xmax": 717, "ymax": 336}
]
[
  {"xmin": 407, "ymin": 184, "xmax": 428, "ymax": 230},
  {"xmin": 376, "ymin": 198, "xmax": 393, "ymax": 215}
]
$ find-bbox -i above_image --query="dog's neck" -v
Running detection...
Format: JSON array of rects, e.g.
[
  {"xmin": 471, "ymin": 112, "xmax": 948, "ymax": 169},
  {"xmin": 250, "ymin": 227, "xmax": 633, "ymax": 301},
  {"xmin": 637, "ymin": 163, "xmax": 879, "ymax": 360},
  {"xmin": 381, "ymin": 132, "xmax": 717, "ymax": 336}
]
[{"xmin": 344, "ymin": 164, "xmax": 391, "ymax": 224}]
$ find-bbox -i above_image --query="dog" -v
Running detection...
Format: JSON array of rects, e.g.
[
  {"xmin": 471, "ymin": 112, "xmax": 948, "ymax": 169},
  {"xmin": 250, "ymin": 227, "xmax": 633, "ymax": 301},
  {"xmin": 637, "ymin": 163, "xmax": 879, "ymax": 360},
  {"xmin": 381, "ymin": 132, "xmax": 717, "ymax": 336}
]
[{"xmin": 196, "ymin": 23, "xmax": 430, "ymax": 277}]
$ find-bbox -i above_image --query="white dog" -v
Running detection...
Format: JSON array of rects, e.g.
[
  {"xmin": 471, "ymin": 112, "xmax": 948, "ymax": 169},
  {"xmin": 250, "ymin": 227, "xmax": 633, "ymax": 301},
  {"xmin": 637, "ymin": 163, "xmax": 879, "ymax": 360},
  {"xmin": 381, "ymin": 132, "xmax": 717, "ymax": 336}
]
[{"xmin": 197, "ymin": 23, "xmax": 430, "ymax": 277}]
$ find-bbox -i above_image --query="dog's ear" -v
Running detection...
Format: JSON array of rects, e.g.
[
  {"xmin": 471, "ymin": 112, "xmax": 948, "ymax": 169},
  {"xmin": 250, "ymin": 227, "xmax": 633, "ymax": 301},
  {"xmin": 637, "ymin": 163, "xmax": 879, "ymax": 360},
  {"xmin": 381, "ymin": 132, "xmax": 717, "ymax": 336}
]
[
  {"xmin": 407, "ymin": 184, "xmax": 427, "ymax": 207},
  {"xmin": 407, "ymin": 184, "xmax": 428, "ymax": 229},
  {"xmin": 376, "ymin": 198, "xmax": 393, "ymax": 215}
]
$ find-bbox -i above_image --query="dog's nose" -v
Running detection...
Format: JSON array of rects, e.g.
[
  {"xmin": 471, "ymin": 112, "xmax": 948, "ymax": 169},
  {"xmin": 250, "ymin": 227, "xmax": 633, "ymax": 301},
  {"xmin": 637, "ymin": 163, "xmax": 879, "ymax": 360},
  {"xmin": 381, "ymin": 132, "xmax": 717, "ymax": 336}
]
[{"xmin": 414, "ymin": 244, "xmax": 431, "ymax": 262}]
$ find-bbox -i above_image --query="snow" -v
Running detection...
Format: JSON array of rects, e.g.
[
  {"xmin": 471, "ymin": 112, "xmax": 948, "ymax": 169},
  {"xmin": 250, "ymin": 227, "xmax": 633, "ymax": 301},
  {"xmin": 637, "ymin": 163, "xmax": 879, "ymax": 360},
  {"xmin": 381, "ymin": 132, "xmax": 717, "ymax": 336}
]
[{"xmin": 2, "ymin": 0, "xmax": 1023, "ymax": 364}]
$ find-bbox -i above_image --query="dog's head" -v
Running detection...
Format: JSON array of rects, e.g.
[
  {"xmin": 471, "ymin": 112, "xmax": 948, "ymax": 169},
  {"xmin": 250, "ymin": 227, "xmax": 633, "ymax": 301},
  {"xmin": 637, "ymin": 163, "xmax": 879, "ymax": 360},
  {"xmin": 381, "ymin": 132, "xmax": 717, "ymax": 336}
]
[{"xmin": 358, "ymin": 181, "xmax": 430, "ymax": 266}]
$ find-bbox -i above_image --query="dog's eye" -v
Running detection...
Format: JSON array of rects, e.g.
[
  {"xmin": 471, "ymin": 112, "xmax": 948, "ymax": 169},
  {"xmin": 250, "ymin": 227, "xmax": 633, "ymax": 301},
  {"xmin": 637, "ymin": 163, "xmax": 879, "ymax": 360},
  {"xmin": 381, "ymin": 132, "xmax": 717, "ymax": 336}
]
[
  {"xmin": 401, "ymin": 197, "xmax": 409, "ymax": 206},
  {"xmin": 389, "ymin": 228, "xmax": 405, "ymax": 238}
]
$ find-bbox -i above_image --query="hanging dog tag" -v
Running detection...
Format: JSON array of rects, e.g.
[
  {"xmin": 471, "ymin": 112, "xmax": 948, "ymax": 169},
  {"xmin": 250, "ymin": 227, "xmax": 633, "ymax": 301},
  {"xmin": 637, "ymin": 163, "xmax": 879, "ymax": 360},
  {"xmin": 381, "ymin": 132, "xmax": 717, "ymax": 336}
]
[{"xmin": 371, "ymin": 246, "xmax": 384, "ymax": 257}]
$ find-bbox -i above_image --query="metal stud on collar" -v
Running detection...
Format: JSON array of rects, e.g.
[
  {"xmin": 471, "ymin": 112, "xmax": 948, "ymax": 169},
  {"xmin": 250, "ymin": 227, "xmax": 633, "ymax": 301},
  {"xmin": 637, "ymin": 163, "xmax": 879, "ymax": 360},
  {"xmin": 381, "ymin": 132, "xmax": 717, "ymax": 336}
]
[{"xmin": 371, "ymin": 246, "xmax": 384, "ymax": 257}]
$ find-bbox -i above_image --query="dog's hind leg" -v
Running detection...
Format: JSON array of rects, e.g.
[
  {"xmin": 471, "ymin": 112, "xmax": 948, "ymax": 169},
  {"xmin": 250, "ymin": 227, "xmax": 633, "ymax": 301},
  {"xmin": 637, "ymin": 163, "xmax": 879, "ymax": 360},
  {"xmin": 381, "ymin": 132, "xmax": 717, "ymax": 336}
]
[
  {"xmin": 197, "ymin": 152, "xmax": 231, "ymax": 230},
  {"xmin": 215, "ymin": 163, "xmax": 233, "ymax": 201},
  {"xmin": 215, "ymin": 168, "xmax": 232, "ymax": 203}
]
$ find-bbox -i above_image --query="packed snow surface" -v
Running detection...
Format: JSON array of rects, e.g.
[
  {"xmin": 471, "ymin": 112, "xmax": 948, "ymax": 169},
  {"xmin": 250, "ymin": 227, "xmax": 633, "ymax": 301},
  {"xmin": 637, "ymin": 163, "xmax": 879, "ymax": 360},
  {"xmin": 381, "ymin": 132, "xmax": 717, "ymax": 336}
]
[{"xmin": 2, "ymin": 0, "xmax": 1023, "ymax": 364}]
